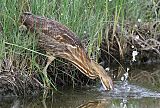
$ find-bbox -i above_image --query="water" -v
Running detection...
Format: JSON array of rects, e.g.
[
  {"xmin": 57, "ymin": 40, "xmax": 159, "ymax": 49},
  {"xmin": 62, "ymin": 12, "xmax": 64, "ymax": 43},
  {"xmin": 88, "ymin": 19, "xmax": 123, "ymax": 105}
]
[
  {"xmin": 0, "ymin": 64, "xmax": 160, "ymax": 108},
  {"xmin": 1, "ymin": 84, "xmax": 160, "ymax": 108}
]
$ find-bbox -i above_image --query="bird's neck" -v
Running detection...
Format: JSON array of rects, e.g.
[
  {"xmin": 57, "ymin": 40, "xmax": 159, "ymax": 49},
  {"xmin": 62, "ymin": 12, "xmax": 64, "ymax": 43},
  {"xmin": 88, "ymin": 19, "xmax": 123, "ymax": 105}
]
[{"xmin": 63, "ymin": 47, "xmax": 98, "ymax": 79}]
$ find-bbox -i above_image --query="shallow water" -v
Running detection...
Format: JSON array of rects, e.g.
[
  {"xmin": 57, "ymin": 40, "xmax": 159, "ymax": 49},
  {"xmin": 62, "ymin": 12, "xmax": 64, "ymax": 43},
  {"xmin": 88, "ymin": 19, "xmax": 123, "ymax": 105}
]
[
  {"xmin": 0, "ymin": 64, "xmax": 160, "ymax": 108},
  {"xmin": 0, "ymin": 85, "xmax": 160, "ymax": 108}
]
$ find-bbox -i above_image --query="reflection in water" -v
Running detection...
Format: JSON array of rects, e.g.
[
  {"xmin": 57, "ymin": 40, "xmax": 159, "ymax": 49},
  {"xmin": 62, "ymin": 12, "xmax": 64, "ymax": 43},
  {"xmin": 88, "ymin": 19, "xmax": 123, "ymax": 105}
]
[
  {"xmin": 77, "ymin": 99, "xmax": 110, "ymax": 108},
  {"xmin": 0, "ymin": 64, "xmax": 160, "ymax": 108},
  {"xmin": 0, "ymin": 87, "xmax": 160, "ymax": 108},
  {"xmin": 11, "ymin": 99, "xmax": 20, "ymax": 108},
  {"xmin": 0, "ymin": 96, "xmax": 160, "ymax": 108}
]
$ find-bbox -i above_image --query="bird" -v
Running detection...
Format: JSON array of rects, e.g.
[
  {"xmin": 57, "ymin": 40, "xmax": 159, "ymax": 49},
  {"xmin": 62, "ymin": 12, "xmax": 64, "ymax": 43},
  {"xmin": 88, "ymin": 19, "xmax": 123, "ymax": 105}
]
[{"xmin": 20, "ymin": 12, "xmax": 113, "ymax": 91}]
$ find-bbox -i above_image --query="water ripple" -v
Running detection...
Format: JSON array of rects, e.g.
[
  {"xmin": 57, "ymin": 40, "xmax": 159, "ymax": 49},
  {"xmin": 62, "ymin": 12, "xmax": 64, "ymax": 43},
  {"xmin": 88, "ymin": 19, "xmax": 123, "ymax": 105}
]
[{"xmin": 99, "ymin": 81, "xmax": 160, "ymax": 99}]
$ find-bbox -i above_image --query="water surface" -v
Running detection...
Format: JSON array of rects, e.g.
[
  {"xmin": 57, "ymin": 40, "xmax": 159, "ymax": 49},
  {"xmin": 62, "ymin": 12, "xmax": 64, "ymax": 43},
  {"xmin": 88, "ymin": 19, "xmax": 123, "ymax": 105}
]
[{"xmin": 0, "ymin": 64, "xmax": 160, "ymax": 108}]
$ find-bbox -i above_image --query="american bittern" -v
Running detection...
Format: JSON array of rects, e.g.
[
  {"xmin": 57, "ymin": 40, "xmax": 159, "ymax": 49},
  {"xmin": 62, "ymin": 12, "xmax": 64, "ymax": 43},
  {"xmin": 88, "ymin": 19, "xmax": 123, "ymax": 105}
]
[{"xmin": 20, "ymin": 12, "xmax": 113, "ymax": 90}]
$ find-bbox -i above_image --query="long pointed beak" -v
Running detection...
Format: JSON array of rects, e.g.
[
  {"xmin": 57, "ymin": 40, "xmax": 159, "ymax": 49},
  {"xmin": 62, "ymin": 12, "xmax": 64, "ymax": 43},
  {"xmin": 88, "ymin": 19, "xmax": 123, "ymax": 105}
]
[
  {"xmin": 100, "ymin": 76, "xmax": 113, "ymax": 91},
  {"xmin": 90, "ymin": 60, "xmax": 113, "ymax": 91}
]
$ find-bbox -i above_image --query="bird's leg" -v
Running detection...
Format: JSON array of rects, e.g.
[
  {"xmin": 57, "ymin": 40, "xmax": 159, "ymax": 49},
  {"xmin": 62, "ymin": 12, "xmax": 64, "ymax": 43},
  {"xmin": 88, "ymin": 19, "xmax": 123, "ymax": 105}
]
[
  {"xmin": 43, "ymin": 56, "xmax": 55, "ymax": 98},
  {"xmin": 43, "ymin": 56, "xmax": 55, "ymax": 75},
  {"xmin": 43, "ymin": 56, "xmax": 55, "ymax": 88}
]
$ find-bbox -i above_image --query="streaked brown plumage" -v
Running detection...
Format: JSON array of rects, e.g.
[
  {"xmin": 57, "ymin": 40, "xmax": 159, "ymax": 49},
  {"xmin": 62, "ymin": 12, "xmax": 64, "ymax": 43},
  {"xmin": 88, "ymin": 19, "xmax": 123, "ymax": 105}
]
[{"xmin": 20, "ymin": 12, "xmax": 113, "ymax": 90}]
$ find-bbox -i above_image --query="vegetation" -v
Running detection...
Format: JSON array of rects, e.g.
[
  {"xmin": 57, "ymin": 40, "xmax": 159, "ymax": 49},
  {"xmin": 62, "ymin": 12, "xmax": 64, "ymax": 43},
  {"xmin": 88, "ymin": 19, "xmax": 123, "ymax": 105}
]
[{"xmin": 0, "ymin": 0, "xmax": 159, "ymax": 96}]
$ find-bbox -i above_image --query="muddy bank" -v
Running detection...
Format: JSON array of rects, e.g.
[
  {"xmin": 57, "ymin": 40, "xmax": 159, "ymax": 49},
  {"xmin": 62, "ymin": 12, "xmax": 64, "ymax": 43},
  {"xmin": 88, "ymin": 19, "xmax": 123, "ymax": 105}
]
[{"xmin": 0, "ymin": 58, "xmax": 42, "ymax": 96}]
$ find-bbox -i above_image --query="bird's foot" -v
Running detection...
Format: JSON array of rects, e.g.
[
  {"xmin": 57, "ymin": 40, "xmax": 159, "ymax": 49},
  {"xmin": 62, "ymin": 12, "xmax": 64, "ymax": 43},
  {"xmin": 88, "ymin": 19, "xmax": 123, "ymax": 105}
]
[
  {"xmin": 43, "ymin": 87, "xmax": 49, "ymax": 99},
  {"xmin": 42, "ymin": 73, "xmax": 51, "ymax": 98}
]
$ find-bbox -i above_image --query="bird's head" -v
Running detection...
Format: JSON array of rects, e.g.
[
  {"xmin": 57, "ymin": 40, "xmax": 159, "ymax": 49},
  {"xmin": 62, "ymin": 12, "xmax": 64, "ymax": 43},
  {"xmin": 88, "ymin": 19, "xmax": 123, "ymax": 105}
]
[
  {"xmin": 90, "ymin": 60, "xmax": 113, "ymax": 91},
  {"xmin": 20, "ymin": 12, "xmax": 34, "ymax": 29},
  {"xmin": 20, "ymin": 12, "xmax": 48, "ymax": 32}
]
